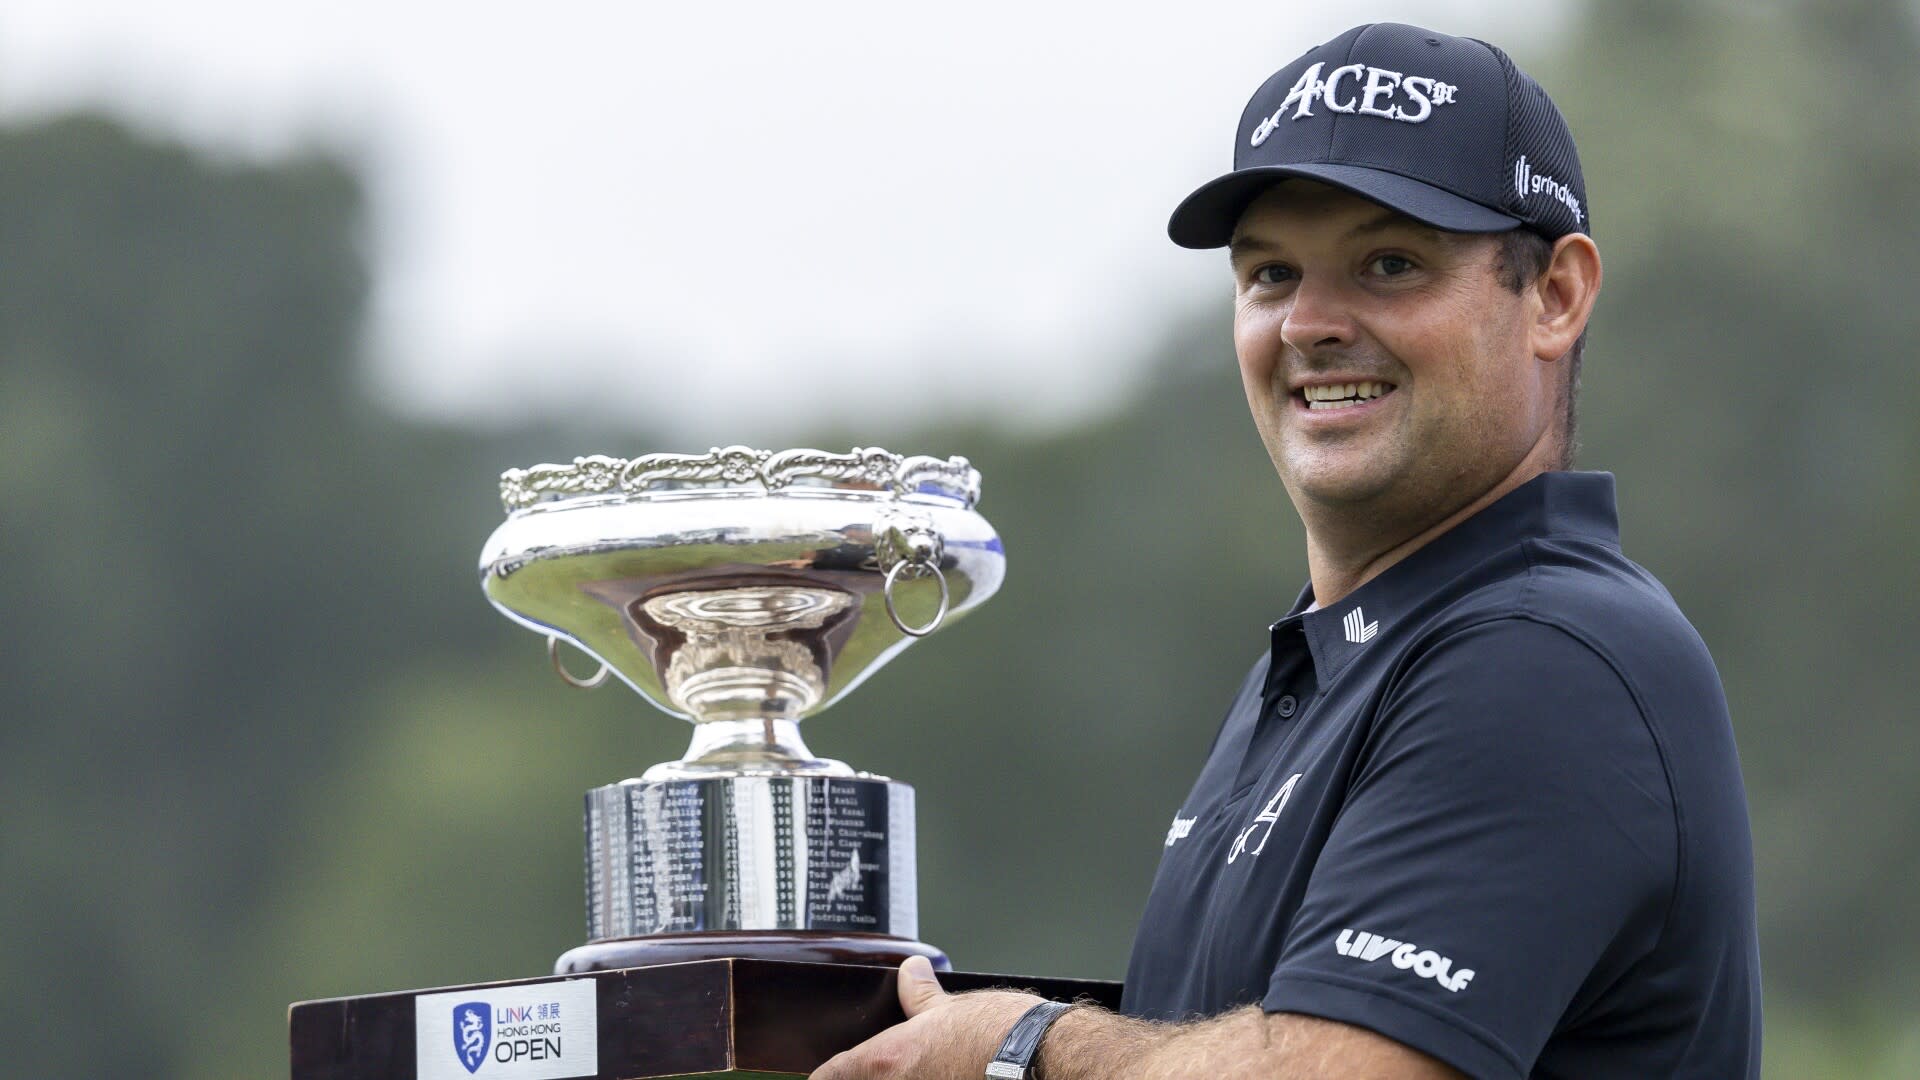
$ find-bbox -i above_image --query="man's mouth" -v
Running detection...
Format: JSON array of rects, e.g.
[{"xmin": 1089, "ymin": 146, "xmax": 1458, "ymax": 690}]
[{"xmin": 1298, "ymin": 381, "xmax": 1396, "ymax": 411}]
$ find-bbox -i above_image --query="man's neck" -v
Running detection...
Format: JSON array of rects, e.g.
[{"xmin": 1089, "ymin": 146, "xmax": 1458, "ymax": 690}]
[{"xmin": 1302, "ymin": 454, "xmax": 1556, "ymax": 608}]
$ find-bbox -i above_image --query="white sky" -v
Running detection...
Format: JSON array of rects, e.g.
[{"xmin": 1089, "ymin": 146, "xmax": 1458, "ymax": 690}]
[{"xmin": 0, "ymin": 1, "xmax": 1567, "ymax": 437}]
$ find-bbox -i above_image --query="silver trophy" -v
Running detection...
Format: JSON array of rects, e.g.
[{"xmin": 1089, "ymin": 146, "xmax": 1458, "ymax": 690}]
[{"xmin": 479, "ymin": 446, "xmax": 1002, "ymax": 973}]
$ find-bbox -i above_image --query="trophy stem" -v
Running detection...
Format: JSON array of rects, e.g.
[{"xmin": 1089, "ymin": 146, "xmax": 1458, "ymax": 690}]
[{"xmin": 641, "ymin": 717, "xmax": 856, "ymax": 780}]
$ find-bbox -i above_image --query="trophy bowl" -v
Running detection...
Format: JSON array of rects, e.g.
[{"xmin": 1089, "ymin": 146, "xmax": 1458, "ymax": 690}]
[{"xmin": 479, "ymin": 447, "xmax": 1003, "ymax": 973}]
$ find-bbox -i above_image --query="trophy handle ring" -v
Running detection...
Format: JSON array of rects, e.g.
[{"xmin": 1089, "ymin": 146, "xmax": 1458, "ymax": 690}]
[
  {"xmin": 884, "ymin": 559, "xmax": 950, "ymax": 638},
  {"xmin": 547, "ymin": 635, "xmax": 611, "ymax": 690}
]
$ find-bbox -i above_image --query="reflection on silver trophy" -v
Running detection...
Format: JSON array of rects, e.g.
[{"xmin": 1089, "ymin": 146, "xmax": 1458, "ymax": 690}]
[{"xmin": 479, "ymin": 447, "xmax": 1002, "ymax": 971}]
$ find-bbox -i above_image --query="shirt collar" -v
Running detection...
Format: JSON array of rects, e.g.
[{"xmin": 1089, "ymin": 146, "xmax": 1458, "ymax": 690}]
[{"xmin": 1279, "ymin": 471, "xmax": 1621, "ymax": 691}]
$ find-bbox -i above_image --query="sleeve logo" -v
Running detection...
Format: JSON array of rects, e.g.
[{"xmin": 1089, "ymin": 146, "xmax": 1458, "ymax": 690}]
[{"xmin": 1335, "ymin": 928, "xmax": 1476, "ymax": 993}]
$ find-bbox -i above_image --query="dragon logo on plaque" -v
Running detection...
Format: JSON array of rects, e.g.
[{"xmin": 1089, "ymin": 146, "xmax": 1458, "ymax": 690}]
[{"xmin": 453, "ymin": 1002, "xmax": 492, "ymax": 1074}]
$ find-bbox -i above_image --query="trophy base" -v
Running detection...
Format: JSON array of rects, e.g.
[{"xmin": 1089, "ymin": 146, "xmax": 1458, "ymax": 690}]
[
  {"xmin": 555, "ymin": 930, "xmax": 949, "ymax": 974},
  {"xmin": 292, "ymin": 958, "xmax": 1119, "ymax": 1079}
]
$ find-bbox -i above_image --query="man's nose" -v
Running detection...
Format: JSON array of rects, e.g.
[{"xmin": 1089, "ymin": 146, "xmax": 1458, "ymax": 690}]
[{"xmin": 1280, "ymin": 274, "xmax": 1357, "ymax": 354}]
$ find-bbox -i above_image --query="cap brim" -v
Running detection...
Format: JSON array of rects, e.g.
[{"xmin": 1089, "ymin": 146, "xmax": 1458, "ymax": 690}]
[{"xmin": 1167, "ymin": 163, "xmax": 1522, "ymax": 249}]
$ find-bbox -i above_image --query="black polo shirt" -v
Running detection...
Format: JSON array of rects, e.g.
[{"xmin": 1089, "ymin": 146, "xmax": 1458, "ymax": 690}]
[{"xmin": 1120, "ymin": 472, "xmax": 1761, "ymax": 1079}]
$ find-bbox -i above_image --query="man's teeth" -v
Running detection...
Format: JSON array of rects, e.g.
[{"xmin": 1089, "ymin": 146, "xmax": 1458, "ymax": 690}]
[{"xmin": 1303, "ymin": 381, "xmax": 1394, "ymax": 410}]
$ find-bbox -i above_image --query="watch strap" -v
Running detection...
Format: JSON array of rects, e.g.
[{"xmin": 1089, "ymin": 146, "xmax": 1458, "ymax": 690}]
[{"xmin": 985, "ymin": 999, "xmax": 1075, "ymax": 1080}]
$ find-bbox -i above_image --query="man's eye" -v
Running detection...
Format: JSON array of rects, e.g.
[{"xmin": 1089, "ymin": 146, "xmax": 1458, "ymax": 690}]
[
  {"xmin": 1370, "ymin": 254, "xmax": 1416, "ymax": 276},
  {"xmin": 1252, "ymin": 265, "xmax": 1295, "ymax": 285}
]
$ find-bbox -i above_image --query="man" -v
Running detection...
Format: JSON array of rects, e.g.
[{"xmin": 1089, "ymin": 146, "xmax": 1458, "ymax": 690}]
[{"xmin": 814, "ymin": 22, "xmax": 1760, "ymax": 1080}]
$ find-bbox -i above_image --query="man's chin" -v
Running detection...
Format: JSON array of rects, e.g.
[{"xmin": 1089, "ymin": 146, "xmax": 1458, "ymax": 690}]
[{"xmin": 1282, "ymin": 459, "xmax": 1402, "ymax": 509}]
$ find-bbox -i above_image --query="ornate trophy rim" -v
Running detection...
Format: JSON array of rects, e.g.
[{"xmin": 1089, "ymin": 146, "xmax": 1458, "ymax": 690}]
[{"xmin": 499, "ymin": 445, "xmax": 982, "ymax": 513}]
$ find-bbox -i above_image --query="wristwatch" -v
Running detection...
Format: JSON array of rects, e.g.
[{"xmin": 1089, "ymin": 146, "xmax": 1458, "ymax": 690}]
[{"xmin": 985, "ymin": 999, "xmax": 1075, "ymax": 1079}]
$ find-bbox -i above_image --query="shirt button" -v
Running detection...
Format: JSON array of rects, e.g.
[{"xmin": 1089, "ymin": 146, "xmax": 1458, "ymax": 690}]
[{"xmin": 1275, "ymin": 695, "xmax": 1298, "ymax": 718}]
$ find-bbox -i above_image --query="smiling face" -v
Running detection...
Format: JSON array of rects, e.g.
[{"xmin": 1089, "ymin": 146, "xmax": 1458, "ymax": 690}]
[{"xmin": 1230, "ymin": 181, "xmax": 1561, "ymax": 530}]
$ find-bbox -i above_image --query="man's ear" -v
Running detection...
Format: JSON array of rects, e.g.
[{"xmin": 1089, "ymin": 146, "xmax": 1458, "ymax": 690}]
[{"xmin": 1532, "ymin": 233, "xmax": 1602, "ymax": 363}]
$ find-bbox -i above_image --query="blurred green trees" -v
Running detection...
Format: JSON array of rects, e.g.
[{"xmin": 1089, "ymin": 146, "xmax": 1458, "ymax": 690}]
[{"xmin": 3, "ymin": 2, "xmax": 1918, "ymax": 1076}]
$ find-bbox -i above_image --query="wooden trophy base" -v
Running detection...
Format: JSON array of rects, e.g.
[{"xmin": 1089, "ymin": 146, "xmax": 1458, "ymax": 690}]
[
  {"xmin": 554, "ymin": 930, "xmax": 951, "ymax": 974},
  {"xmin": 290, "ymin": 957, "xmax": 1121, "ymax": 1079}
]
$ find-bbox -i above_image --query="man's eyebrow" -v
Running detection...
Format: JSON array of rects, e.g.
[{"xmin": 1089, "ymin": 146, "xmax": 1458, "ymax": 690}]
[
  {"xmin": 1227, "ymin": 236, "xmax": 1283, "ymax": 264},
  {"xmin": 1343, "ymin": 210, "xmax": 1451, "ymax": 244}
]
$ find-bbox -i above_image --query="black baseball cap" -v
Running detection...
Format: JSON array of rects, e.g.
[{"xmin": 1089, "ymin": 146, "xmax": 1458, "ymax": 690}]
[{"xmin": 1168, "ymin": 23, "xmax": 1590, "ymax": 249}]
